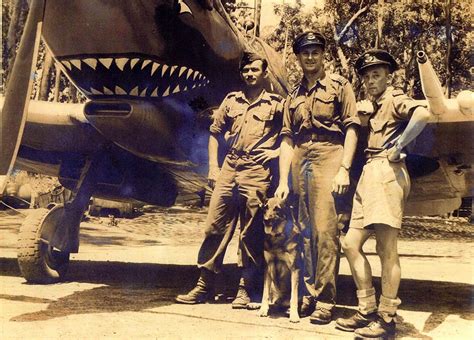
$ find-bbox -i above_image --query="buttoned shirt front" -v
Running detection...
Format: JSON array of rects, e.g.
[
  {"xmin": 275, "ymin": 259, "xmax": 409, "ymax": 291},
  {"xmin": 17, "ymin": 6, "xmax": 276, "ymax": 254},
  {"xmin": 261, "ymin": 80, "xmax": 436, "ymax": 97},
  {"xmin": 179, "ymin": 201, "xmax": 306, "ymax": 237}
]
[
  {"xmin": 210, "ymin": 89, "xmax": 284, "ymax": 153},
  {"xmin": 281, "ymin": 72, "xmax": 360, "ymax": 141},
  {"xmin": 366, "ymin": 86, "xmax": 424, "ymax": 154}
]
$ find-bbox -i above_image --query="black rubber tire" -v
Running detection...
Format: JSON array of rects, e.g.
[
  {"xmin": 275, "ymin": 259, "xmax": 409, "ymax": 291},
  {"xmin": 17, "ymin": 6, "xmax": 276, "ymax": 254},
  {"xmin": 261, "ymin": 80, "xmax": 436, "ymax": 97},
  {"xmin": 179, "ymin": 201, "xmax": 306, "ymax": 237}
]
[{"xmin": 17, "ymin": 207, "xmax": 70, "ymax": 283}]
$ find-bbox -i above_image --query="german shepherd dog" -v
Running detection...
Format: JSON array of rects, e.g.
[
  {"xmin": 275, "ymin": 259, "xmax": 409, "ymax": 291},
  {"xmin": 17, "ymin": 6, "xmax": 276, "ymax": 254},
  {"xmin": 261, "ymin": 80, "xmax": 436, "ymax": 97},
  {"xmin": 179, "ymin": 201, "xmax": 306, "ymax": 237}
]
[{"xmin": 257, "ymin": 193, "xmax": 302, "ymax": 323}]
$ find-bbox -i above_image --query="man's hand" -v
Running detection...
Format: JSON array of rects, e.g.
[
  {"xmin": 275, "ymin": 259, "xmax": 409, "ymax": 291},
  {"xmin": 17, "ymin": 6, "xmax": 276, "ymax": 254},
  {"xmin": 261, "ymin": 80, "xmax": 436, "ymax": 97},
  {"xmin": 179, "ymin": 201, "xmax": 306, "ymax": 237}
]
[
  {"xmin": 356, "ymin": 100, "xmax": 375, "ymax": 115},
  {"xmin": 253, "ymin": 148, "xmax": 279, "ymax": 164},
  {"xmin": 274, "ymin": 183, "xmax": 290, "ymax": 201},
  {"xmin": 332, "ymin": 167, "xmax": 350, "ymax": 195},
  {"xmin": 207, "ymin": 165, "xmax": 220, "ymax": 189},
  {"xmin": 387, "ymin": 144, "xmax": 406, "ymax": 162}
]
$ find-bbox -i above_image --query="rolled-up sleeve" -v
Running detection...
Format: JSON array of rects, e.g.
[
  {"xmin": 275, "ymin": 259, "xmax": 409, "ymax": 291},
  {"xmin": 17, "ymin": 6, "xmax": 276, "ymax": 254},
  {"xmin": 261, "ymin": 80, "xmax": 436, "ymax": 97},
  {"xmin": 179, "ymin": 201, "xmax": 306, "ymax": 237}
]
[
  {"xmin": 209, "ymin": 98, "xmax": 228, "ymax": 135},
  {"xmin": 339, "ymin": 80, "xmax": 361, "ymax": 129},
  {"xmin": 280, "ymin": 97, "xmax": 294, "ymax": 138},
  {"xmin": 392, "ymin": 93, "xmax": 425, "ymax": 121}
]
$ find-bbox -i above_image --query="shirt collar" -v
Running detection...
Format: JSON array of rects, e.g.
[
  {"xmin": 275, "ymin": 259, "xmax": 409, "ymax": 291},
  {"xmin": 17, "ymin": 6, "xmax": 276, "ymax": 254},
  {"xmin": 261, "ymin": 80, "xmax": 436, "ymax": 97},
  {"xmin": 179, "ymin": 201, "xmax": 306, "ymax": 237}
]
[
  {"xmin": 375, "ymin": 86, "xmax": 394, "ymax": 105},
  {"xmin": 235, "ymin": 89, "xmax": 268, "ymax": 104},
  {"xmin": 300, "ymin": 71, "xmax": 328, "ymax": 93}
]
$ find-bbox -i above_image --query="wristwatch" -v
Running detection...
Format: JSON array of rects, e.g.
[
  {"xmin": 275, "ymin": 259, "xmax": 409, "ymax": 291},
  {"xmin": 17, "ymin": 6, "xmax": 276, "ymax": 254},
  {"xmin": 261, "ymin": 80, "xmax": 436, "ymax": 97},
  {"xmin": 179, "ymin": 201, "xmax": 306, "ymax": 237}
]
[{"xmin": 395, "ymin": 141, "xmax": 404, "ymax": 151}]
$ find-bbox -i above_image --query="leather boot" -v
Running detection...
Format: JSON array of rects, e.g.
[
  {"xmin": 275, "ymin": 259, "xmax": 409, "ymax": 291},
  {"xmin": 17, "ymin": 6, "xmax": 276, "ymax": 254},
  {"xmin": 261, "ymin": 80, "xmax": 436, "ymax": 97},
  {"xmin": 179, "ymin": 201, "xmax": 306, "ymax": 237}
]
[
  {"xmin": 354, "ymin": 313, "xmax": 396, "ymax": 338},
  {"xmin": 175, "ymin": 269, "xmax": 214, "ymax": 304},
  {"xmin": 231, "ymin": 285, "xmax": 250, "ymax": 309},
  {"xmin": 335, "ymin": 311, "xmax": 377, "ymax": 332}
]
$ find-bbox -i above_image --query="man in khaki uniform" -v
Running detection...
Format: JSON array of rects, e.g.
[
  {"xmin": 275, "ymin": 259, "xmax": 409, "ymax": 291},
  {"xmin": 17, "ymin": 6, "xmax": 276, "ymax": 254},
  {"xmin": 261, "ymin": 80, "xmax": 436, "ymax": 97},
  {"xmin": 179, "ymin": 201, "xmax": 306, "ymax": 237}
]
[
  {"xmin": 275, "ymin": 31, "xmax": 360, "ymax": 324},
  {"xmin": 335, "ymin": 49, "xmax": 431, "ymax": 338},
  {"xmin": 176, "ymin": 52, "xmax": 284, "ymax": 308}
]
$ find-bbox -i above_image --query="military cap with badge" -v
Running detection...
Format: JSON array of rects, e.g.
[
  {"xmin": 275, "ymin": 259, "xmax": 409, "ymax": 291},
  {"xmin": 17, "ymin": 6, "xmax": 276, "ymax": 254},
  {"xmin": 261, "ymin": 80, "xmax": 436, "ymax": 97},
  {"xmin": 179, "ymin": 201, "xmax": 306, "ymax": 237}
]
[
  {"xmin": 292, "ymin": 31, "xmax": 326, "ymax": 54},
  {"xmin": 355, "ymin": 49, "xmax": 399, "ymax": 75}
]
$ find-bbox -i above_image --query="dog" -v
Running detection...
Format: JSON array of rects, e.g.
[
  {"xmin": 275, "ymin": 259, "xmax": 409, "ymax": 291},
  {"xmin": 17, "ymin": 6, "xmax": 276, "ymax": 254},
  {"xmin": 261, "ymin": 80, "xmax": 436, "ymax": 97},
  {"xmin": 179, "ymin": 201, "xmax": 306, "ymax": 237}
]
[{"xmin": 257, "ymin": 193, "xmax": 302, "ymax": 323}]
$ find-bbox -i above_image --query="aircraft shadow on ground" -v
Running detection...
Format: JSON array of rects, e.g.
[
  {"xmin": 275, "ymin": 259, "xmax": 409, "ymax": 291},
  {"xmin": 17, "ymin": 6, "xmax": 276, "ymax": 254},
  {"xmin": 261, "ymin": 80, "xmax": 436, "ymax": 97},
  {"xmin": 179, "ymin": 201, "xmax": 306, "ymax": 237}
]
[{"xmin": 0, "ymin": 257, "xmax": 472, "ymax": 336}]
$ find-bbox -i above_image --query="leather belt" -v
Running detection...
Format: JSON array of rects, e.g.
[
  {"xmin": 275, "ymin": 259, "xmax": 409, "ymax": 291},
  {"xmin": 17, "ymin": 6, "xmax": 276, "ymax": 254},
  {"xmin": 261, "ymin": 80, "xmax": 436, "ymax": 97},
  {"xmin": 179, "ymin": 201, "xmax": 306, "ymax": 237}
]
[
  {"xmin": 297, "ymin": 131, "xmax": 343, "ymax": 145},
  {"xmin": 228, "ymin": 148, "xmax": 252, "ymax": 158}
]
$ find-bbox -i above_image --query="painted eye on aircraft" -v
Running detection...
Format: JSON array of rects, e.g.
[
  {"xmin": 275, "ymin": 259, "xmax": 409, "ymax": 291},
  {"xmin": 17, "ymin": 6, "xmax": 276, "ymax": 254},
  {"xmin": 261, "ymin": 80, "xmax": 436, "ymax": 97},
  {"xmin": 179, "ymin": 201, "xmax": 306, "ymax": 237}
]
[{"xmin": 177, "ymin": 0, "xmax": 193, "ymax": 16}]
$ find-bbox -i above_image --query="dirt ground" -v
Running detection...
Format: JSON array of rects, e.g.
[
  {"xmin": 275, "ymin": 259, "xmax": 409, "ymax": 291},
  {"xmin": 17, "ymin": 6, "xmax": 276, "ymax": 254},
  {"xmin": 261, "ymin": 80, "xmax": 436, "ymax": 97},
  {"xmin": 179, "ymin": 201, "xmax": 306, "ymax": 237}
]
[{"xmin": 0, "ymin": 206, "xmax": 472, "ymax": 339}]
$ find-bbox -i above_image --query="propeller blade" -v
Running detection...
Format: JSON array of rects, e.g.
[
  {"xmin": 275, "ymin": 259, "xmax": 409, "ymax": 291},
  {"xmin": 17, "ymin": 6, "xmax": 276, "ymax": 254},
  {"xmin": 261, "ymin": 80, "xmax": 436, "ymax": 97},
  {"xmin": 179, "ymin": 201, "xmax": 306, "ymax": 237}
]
[{"xmin": 0, "ymin": 0, "xmax": 45, "ymax": 190}]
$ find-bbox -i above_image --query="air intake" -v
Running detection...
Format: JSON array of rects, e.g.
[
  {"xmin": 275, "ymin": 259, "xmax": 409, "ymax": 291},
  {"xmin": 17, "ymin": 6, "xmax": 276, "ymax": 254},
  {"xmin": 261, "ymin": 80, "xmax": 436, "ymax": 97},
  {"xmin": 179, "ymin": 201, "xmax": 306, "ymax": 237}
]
[{"xmin": 85, "ymin": 101, "xmax": 132, "ymax": 116}]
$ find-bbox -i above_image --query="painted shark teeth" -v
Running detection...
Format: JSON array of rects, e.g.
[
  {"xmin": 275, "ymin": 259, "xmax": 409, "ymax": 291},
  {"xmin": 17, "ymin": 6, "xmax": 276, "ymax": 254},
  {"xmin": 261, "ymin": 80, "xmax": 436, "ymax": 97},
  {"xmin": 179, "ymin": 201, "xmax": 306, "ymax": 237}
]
[
  {"xmin": 151, "ymin": 62, "xmax": 160, "ymax": 76},
  {"xmin": 141, "ymin": 60, "xmax": 152, "ymax": 69},
  {"xmin": 115, "ymin": 58, "xmax": 128, "ymax": 71},
  {"xmin": 83, "ymin": 58, "xmax": 98, "ymax": 70},
  {"xmin": 70, "ymin": 59, "xmax": 82, "ymax": 70},
  {"xmin": 130, "ymin": 58, "xmax": 140, "ymax": 69},
  {"xmin": 61, "ymin": 60, "xmax": 72, "ymax": 71},
  {"xmin": 130, "ymin": 86, "xmax": 139, "ymax": 96},
  {"xmin": 161, "ymin": 64, "xmax": 169, "ymax": 77},
  {"xmin": 99, "ymin": 58, "xmax": 113, "ymax": 69},
  {"xmin": 62, "ymin": 56, "xmax": 209, "ymax": 98}
]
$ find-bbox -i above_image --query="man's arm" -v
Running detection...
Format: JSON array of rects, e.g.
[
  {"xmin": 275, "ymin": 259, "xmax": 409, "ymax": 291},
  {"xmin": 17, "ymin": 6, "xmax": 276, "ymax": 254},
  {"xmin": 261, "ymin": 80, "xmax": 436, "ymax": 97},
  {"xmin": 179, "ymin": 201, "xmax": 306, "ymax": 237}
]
[
  {"xmin": 332, "ymin": 125, "xmax": 359, "ymax": 195},
  {"xmin": 388, "ymin": 106, "xmax": 431, "ymax": 161},
  {"xmin": 333, "ymin": 78, "xmax": 360, "ymax": 195},
  {"xmin": 207, "ymin": 133, "xmax": 220, "ymax": 189},
  {"xmin": 274, "ymin": 136, "xmax": 294, "ymax": 200}
]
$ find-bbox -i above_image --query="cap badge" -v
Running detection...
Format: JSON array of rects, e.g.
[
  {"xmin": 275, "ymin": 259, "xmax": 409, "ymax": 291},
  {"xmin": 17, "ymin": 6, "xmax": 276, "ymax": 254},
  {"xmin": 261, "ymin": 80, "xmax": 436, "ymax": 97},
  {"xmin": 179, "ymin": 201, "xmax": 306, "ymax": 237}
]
[{"xmin": 365, "ymin": 55, "xmax": 376, "ymax": 63}]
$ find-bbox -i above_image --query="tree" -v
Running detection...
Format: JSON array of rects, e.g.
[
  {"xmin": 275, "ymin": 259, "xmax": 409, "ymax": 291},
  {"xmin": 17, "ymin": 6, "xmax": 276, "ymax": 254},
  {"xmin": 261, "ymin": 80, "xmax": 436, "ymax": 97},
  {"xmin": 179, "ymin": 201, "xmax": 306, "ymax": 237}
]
[
  {"xmin": 2, "ymin": 0, "xmax": 28, "ymax": 88},
  {"xmin": 264, "ymin": 0, "xmax": 471, "ymax": 98}
]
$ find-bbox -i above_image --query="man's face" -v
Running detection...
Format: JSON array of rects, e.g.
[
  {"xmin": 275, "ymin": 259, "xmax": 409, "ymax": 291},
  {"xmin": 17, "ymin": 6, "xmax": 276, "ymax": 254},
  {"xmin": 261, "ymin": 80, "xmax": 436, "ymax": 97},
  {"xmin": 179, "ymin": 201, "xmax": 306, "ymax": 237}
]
[
  {"xmin": 362, "ymin": 65, "xmax": 390, "ymax": 98},
  {"xmin": 297, "ymin": 46, "xmax": 324, "ymax": 74},
  {"xmin": 240, "ymin": 60, "xmax": 266, "ymax": 88}
]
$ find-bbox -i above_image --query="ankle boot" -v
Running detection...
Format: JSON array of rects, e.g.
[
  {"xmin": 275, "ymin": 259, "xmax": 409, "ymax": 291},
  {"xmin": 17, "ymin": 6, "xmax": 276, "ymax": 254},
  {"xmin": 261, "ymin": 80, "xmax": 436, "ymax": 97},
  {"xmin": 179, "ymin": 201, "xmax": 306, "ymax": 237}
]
[{"xmin": 175, "ymin": 269, "xmax": 214, "ymax": 304}]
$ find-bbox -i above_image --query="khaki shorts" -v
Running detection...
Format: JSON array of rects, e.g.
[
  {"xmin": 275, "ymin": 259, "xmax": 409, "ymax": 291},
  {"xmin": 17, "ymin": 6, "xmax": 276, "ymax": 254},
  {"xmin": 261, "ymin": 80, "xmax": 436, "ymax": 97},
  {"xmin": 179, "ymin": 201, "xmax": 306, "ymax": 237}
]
[{"xmin": 350, "ymin": 157, "xmax": 411, "ymax": 230}]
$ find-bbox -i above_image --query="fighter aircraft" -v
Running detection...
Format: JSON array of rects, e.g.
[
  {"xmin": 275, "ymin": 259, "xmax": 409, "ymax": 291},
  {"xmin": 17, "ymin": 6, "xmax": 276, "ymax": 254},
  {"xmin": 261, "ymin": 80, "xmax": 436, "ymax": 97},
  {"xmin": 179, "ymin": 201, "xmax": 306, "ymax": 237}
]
[
  {"xmin": 1, "ymin": 0, "xmax": 472, "ymax": 284},
  {"xmin": 1, "ymin": 0, "xmax": 288, "ymax": 283}
]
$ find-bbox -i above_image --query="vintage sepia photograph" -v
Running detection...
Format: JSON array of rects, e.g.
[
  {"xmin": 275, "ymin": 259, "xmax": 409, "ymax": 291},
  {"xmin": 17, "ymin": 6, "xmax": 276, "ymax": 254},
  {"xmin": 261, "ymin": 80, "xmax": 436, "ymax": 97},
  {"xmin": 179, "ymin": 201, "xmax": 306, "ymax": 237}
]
[{"xmin": 1, "ymin": 0, "xmax": 472, "ymax": 339}]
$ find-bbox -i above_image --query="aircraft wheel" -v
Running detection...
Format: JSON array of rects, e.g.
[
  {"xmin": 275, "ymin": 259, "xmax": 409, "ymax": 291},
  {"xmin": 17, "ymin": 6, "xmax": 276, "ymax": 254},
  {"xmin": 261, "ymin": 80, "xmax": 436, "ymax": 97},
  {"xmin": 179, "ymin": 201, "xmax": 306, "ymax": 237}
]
[{"xmin": 17, "ymin": 206, "xmax": 70, "ymax": 283}]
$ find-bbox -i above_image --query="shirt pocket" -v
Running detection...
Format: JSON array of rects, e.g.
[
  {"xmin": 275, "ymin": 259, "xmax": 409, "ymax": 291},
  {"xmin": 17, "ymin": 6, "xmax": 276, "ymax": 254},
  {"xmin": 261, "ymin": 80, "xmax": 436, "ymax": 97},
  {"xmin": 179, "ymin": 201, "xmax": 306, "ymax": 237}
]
[
  {"xmin": 249, "ymin": 109, "xmax": 275, "ymax": 137},
  {"xmin": 290, "ymin": 98, "xmax": 312, "ymax": 131},
  {"xmin": 227, "ymin": 109, "xmax": 245, "ymax": 135},
  {"xmin": 368, "ymin": 119, "xmax": 388, "ymax": 149},
  {"xmin": 312, "ymin": 93, "xmax": 336, "ymax": 121},
  {"xmin": 369, "ymin": 119, "xmax": 388, "ymax": 133}
]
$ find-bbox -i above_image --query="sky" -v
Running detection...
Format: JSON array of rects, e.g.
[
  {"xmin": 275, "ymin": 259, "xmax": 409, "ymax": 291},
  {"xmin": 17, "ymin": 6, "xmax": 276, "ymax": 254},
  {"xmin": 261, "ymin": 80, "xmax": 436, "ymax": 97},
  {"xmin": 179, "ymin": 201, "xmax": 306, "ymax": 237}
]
[{"xmin": 259, "ymin": 0, "xmax": 323, "ymax": 27}]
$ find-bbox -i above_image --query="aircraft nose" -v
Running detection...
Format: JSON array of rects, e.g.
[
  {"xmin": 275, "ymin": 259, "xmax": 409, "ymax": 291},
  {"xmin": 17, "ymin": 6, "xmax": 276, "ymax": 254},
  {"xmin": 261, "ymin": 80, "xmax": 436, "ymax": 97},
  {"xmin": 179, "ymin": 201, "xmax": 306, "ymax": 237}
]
[{"xmin": 41, "ymin": 0, "xmax": 240, "ymax": 100}]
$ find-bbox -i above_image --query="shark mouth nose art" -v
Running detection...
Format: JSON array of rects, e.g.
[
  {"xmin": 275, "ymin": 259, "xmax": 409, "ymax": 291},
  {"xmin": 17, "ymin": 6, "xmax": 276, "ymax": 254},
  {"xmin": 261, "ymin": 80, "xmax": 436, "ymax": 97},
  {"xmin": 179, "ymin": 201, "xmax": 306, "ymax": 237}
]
[{"xmin": 58, "ymin": 55, "xmax": 210, "ymax": 99}]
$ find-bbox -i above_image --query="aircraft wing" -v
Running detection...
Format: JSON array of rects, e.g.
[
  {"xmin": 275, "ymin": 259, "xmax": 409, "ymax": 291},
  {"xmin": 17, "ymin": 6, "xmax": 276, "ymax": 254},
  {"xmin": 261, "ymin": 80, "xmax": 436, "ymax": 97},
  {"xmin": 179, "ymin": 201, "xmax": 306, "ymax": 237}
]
[{"xmin": 0, "ymin": 97, "xmax": 105, "ymax": 176}]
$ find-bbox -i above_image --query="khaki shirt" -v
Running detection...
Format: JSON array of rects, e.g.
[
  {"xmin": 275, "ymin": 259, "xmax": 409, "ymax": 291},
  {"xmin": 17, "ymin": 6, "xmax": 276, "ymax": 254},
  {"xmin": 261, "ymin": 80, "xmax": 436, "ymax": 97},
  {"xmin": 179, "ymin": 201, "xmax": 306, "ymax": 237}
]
[
  {"xmin": 366, "ymin": 87, "xmax": 424, "ymax": 154},
  {"xmin": 281, "ymin": 72, "xmax": 360, "ymax": 141},
  {"xmin": 210, "ymin": 89, "xmax": 284, "ymax": 153}
]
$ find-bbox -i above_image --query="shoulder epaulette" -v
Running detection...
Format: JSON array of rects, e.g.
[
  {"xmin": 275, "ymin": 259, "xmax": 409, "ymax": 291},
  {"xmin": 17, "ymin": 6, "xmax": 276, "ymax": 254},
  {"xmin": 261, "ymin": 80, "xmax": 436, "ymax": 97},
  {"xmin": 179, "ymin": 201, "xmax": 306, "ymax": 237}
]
[
  {"xmin": 328, "ymin": 73, "xmax": 347, "ymax": 86},
  {"xmin": 225, "ymin": 92, "xmax": 238, "ymax": 99},
  {"xmin": 391, "ymin": 89, "xmax": 404, "ymax": 97},
  {"xmin": 268, "ymin": 93, "xmax": 284, "ymax": 102}
]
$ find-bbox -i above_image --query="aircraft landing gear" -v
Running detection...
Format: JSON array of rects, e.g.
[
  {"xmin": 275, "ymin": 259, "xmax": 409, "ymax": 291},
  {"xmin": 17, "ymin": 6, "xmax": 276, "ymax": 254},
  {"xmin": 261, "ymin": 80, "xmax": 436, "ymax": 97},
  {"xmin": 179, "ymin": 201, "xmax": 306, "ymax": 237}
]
[
  {"xmin": 17, "ymin": 205, "xmax": 70, "ymax": 283},
  {"xmin": 17, "ymin": 157, "xmax": 99, "ymax": 283}
]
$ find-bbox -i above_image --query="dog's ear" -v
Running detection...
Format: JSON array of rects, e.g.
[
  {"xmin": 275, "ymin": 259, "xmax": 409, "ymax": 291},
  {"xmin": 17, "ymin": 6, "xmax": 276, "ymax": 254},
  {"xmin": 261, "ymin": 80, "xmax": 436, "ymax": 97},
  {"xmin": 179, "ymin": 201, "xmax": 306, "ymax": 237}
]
[{"xmin": 256, "ymin": 190, "xmax": 267, "ymax": 208}]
